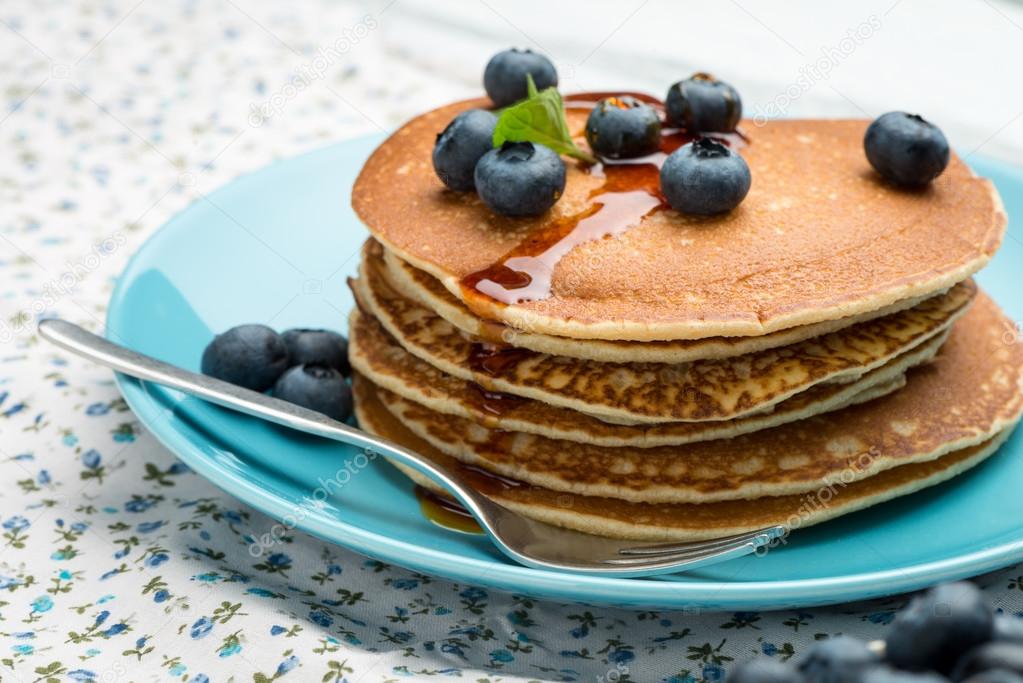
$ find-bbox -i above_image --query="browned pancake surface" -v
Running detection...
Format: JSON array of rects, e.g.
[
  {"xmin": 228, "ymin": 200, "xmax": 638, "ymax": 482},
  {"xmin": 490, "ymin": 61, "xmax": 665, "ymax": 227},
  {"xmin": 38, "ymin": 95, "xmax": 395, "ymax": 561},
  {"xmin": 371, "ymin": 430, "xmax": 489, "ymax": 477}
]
[
  {"xmin": 352, "ymin": 252, "xmax": 975, "ymax": 423},
  {"xmin": 379, "ymin": 239, "xmax": 936, "ymax": 364},
  {"xmin": 365, "ymin": 293, "xmax": 1023, "ymax": 503},
  {"xmin": 354, "ymin": 377, "xmax": 1012, "ymax": 540},
  {"xmin": 349, "ymin": 305, "xmax": 937, "ymax": 447},
  {"xmin": 353, "ymin": 99, "xmax": 1004, "ymax": 340}
]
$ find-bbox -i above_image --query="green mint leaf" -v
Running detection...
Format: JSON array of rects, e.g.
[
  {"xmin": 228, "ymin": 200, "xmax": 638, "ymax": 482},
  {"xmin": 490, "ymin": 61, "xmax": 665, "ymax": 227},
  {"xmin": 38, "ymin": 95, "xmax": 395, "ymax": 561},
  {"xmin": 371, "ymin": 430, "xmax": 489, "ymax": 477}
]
[{"xmin": 492, "ymin": 75, "xmax": 596, "ymax": 164}]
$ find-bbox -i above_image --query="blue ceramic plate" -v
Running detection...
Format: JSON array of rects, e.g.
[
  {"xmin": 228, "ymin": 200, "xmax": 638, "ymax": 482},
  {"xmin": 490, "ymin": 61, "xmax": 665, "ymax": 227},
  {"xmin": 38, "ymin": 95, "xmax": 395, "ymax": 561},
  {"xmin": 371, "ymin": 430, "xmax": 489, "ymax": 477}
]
[{"xmin": 107, "ymin": 134, "xmax": 1023, "ymax": 611}]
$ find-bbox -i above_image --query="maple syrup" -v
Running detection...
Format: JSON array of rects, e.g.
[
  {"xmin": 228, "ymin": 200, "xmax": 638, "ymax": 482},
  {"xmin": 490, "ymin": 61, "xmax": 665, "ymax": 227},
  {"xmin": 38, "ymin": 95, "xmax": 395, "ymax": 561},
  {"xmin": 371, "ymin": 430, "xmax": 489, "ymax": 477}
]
[
  {"xmin": 415, "ymin": 461, "xmax": 527, "ymax": 533},
  {"xmin": 468, "ymin": 382, "xmax": 525, "ymax": 418},
  {"xmin": 466, "ymin": 341, "xmax": 533, "ymax": 376},
  {"xmin": 460, "ymin": 92, "xmax": 746, "ymax": 307},
  {"xmin": 416, "ymin": 486, "xmax": 483, "ymax": 534}
]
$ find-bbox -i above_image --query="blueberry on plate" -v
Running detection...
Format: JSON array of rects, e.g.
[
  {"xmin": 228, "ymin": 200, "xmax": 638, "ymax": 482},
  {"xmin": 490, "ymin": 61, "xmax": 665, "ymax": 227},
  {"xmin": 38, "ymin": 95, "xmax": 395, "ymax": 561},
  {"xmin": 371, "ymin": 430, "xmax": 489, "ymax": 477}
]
[
  {"xmin": 726, "ymin": 658, "xmax": 801, "ymax": 683},
  {"xmin": 483, "ymin": 48, "xmax": 558, "ymax": 107},
  {"xmin": 799, "ymin": 636, "xmax": 880, "ymax": 683},
  {"xmin": 474, "ymin": 141, "xmax": 566, "ymax": 217},
  {"xmin": 585, "ymin": 96, "xmax": 662, "ymax": 159},
  {"xmin": 201, "ymin": 323, "xmax": 289, "ymax": 392},
  {"xmin": 432, "ymin": 109, "xmax": 498, "ymax": 191},
  {"xmin": 272, "ymin": 364, "xmax": 352, "ymax": 421},
  {"xmin": 659, "ymin": 137, "xmax": 751, "ymax": 215},
  {"xmin": 864, "ymin": 111, "xmax": 950, "ymax": 186},
  {"xmin": 666, "ymin": 73, "xmax": 742, "ymax": 133},
  {"xmin": 281, "ymin": 328, "xmax": 350, "ymax": 376},
  {"xmin": 952, "ymin": 642, "xmax": 1023, "ymax": 681},
  {"xmin": 886, "ymin": 581, "xmax": 994, "ymax": 674}
]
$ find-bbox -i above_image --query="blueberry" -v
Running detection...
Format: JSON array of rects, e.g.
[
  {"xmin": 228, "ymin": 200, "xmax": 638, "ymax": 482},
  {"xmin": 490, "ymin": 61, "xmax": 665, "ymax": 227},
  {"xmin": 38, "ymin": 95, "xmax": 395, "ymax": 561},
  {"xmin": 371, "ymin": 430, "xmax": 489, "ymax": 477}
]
[
  {"xmin": 474, "ymin": 141, "xmax": 566, "ymax": 217},
  {"xmin": 860, "ymin": 666, "xmax": 950, "ymax": 683},
  {"xmin": 799, "ymin": 636, "xmax": 880, "ymax": 683},
  {"xmin": 952, "ymin": 643, "xmax": 1023, "ymax": 681},
  {"xmin": 864, "ymin": 112, "xmax": 950, "ymax": 187},
  {"xmin": 886, "ymin": 582, "xmax": 994, "ymax": 674},
  {"xmin": 994, "ymin": 616, "xmax": 1023, "ymax": 644},
  {"xmin": 666, "ymin": 73, "xmax": 742, "ymax": 133},
  {"xmin": 432, "ymin": 109, "xmax": 498, "ymax": 191},
  {"xmin": 585, "ymin": 96, "xmax": 661, "ymax": 159},
  {"xmin": 660, "ymin": 137, "xmax": 751, "ymax": 215},
  {"xmin": 727, "ymin": 658, "xmax": 802, "ymax": 683},
  {"xmin": 272, "ymin": 364, "xmax": 352, "ymax": 421},
  {"xmin": 483, "ymin": 48, "xmax": 557, "ymax": 107},
  {"xmin": 201, "ymin": 324, "xmax": 289, "ymax": 392},
  {"xmin": 281, "ymin": 328, "xmax": 350, "ymax": 376}
]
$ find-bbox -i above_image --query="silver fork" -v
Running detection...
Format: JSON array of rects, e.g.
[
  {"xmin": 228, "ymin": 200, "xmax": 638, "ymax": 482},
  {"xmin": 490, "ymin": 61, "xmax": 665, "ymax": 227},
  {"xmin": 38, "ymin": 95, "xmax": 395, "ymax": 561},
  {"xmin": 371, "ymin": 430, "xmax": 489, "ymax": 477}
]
[{"xmin": 38, "ymin": 319, "xmax": 786, "ymax": 578}]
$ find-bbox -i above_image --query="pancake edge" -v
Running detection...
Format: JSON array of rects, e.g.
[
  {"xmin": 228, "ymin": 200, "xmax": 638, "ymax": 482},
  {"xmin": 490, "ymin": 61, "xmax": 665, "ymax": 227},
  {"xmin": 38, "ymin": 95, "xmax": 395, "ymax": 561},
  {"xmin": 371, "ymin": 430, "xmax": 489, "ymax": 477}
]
[
  {"xmin": 354, "ymin": 377, "xmax": 1018, "ymax": 541},
  {"xmin": 370, "ymin": 214, "xmax": 1001, "ymax": 342},
  {"xmin": 377, "ymin": 241, "xmax": 942, "ymax": 364},
  {"xmin": 402, "ymin": 427, "xmax": 1012, "ymax": 542},
  {"xmin": 348, "ymin": 306, "xmax": 942, "ymax": 448},
  {"xmin": 373, "ymin": 365, "xmax": 1023, "ymax": 504},
  {"xmin": 351, "ymin": 260, "xmax": 976, "ymax": 425}
]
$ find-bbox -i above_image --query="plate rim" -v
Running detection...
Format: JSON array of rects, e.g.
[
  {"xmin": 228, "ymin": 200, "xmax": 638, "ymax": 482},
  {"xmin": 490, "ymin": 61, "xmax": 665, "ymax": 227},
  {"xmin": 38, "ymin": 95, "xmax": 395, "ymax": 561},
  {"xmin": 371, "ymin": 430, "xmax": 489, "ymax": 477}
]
[{"xmin": 106, "ymin": 136, "xmax": 1023, "ymax": 610}]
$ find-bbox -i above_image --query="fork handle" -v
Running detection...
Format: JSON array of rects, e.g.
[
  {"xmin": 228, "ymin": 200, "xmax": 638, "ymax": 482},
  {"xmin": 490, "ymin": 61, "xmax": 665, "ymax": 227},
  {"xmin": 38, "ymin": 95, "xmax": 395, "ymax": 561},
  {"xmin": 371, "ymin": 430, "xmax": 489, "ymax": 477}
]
[{"xmin": 36, "ymin": 319, "xmax": 490, "ymax": 520}]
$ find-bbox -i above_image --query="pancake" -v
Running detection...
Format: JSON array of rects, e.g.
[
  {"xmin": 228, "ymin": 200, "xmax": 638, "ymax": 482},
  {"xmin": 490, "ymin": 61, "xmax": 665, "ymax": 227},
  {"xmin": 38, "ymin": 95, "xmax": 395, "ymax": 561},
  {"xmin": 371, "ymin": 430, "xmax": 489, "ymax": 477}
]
[
  {"xmin": 380, "ymin": 241, "xmax": 938, "ymax": 364},
  {"xmin": 349, "ymin": 305, "xmax": 949, "ymax": 447},
  {"xmin": 354, "ymin": 377, "xmax": 1014, "ymax": 541},
  {"xmin": 363, "ymin": 293, "xmax": 1023, "ymax": 504},
  {"xmin": 352, "ymin": 97, "xmax": 1005, "ymax": 341},
  {"xmin": 351, "ymin": 253, "xmax": 976, "ymax": 424}
]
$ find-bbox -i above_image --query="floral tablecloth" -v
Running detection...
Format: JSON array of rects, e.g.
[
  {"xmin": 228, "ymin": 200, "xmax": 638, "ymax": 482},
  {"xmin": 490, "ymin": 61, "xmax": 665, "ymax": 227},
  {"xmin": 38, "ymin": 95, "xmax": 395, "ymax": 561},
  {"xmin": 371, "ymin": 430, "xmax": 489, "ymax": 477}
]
[{"xmin": 2, "ymin": 2, "xmax": 1022, "ymax": 682}]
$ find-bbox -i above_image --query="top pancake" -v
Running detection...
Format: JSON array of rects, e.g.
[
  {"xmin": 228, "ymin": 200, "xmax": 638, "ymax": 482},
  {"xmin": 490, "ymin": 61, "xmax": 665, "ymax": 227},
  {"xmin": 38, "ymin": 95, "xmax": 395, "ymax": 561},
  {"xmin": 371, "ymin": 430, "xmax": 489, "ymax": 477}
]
[{"xmin": 352, "ymin": 97, "xmax": 1005, "ymax": 341}]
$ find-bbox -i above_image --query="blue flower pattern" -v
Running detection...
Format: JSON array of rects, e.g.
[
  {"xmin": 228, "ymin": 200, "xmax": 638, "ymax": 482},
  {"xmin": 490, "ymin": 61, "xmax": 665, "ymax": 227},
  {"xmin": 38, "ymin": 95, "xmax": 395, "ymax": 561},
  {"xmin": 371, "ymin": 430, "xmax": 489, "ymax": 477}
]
[{"xmin": 1, "ymin": 2, "xmax": 1022, "ymax": 681}]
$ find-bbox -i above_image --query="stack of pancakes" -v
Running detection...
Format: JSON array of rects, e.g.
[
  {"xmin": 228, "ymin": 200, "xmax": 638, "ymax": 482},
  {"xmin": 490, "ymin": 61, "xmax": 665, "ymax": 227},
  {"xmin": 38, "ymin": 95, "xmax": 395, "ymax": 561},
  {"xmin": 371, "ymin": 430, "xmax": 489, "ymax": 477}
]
[{"xmin": 347, "ymin": 97, "xmax": 1023, "ymax": 541}]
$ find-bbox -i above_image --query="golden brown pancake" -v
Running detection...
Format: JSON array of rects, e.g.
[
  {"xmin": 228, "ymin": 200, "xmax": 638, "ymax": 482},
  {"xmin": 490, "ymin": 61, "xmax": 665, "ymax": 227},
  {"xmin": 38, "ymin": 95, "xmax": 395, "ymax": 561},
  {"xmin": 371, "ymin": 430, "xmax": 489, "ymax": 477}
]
[
  {"xmin": 352, "ymin": 98, "xmax": 1005, "ymax": 341},
  {"xmin": 351, "ymin": 254, "xmax": 976, "ymax": 423},
  {"xmin": 361, "ymin": 293, "xmax": 1023, "ymax": 504},
  {"xmin": 378, "ymin": 239, "xmax": 939, "ymax": 363},
  {"xmin": 354, "ymin": 377, "xmax": 1014, "ymax": 541},
  {"xmin": 349, "ymin": 305, "xmax": 947, "ymax": 447}
]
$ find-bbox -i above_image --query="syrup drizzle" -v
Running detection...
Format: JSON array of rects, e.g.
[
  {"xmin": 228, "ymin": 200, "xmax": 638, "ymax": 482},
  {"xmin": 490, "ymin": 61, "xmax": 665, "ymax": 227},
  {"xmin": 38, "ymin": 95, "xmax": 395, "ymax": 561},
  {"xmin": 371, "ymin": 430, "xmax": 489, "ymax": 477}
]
[
  {"xmin": 467, "ymin": 341, "xmax": 533, "ymax": 376},
  {"xmin": 415, "ymin": 486, "xmax": 483, "ymax": 534},
  {"xmin": 460, "ymin": 92, "xmax": 746, "ymax": 306},
  {"xmin": 465, "ymin": 342, "xmax": 531, "ymax": 418},
  {"xmin": 468, "ymin": 382, "xmax": 525, "ymax": 418},
  {"xmin": 415, "ymin": 460, "xmax": 527, "ymax": 534}
]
